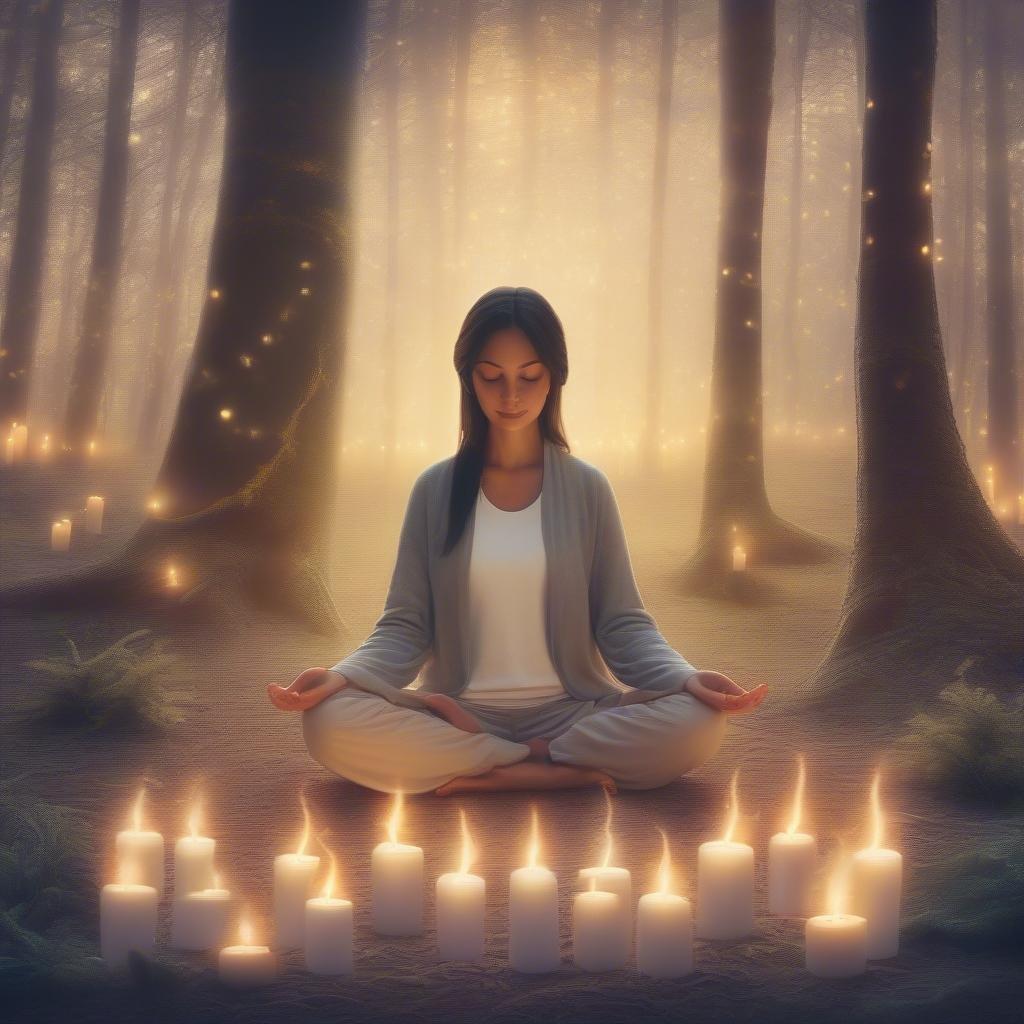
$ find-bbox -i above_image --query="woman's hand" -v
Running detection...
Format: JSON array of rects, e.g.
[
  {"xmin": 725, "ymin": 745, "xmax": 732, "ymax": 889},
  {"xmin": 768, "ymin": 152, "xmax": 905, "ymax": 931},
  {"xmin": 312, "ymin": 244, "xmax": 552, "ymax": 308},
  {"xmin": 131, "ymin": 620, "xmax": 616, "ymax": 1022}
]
[
  {"xmin": 684, "ymin": 670, "xmax": 767, "ymax": 714},
  {"xmin": 267, "ymin": 667, "xmax": 348, "ymax": 712}
]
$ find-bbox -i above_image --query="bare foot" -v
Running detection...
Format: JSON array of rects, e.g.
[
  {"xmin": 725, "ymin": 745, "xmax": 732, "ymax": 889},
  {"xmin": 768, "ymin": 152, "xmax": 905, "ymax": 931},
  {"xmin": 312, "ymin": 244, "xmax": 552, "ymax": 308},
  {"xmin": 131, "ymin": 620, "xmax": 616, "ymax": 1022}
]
[
  {"xmin": 434, "ymin": 761, "xmax": 616, "ymax": 797},
  {"xmin": 420, "ymin": 693, "xmax": 485, "ymax": 734},
  {"xmin": 267, "ymin": 668, "xmax": 347, "ymax": 711}
]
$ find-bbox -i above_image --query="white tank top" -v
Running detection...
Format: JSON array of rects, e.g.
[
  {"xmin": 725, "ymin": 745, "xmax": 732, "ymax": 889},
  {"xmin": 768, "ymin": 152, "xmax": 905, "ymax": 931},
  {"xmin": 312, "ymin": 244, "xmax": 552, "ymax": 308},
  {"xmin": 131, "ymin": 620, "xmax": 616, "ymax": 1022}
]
[{"xmin": 460, "ymin": 486, "xmax": 568, "ymax": 708}]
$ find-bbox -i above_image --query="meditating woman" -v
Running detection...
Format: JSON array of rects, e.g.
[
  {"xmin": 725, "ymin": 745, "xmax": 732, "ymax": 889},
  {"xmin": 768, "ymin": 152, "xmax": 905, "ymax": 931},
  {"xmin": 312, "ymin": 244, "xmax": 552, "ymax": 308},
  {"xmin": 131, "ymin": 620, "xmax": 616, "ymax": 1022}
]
[{"xmin": 268, "ymin": 286, "xmax": 767, "ymax": 796}]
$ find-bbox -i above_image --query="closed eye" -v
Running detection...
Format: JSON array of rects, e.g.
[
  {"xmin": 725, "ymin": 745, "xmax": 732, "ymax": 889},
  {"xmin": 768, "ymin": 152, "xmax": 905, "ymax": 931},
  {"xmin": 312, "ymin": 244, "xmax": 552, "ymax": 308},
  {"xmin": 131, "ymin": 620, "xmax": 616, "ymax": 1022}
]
[{"xmin": 482, "ymin": 376, "xmax": 542, "ymax": 384}]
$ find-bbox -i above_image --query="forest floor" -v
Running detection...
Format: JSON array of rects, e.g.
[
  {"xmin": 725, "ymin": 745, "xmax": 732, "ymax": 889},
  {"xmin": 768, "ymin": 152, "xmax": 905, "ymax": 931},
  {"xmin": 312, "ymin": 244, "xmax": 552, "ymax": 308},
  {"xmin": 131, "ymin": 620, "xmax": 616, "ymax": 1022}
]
[{"xmin": 1, "ymin": 439, "xmax": 1022, "ymax": 1024}]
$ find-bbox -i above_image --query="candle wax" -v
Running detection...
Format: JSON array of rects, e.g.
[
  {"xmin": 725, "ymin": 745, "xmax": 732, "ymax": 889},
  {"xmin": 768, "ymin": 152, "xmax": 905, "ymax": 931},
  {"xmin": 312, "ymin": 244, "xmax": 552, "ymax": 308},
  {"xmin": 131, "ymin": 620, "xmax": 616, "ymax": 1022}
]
[{"xmin": 636, "ymin": 892, "xmax": 693, "ymax": 978}]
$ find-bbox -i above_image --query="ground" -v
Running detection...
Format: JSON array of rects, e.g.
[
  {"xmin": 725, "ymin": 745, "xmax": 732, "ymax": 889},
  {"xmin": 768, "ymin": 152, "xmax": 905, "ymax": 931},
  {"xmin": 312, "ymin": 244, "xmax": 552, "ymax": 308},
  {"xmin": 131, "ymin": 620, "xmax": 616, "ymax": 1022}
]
[{"xmin": 1, "ymin": 438, "xmax": 1021, "ymax": 1024}]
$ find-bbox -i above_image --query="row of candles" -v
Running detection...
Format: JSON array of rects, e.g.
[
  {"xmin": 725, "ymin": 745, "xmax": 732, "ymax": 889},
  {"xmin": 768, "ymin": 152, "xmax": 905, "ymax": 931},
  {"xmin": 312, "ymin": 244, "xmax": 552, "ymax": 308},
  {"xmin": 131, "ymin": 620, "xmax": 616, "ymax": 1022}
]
[
  {"xmin": 101, "ymin": 761, "xmax": 902, "ymax": 984},
  {"xmin": 4, "ymin": 421, "xmax": 99, "ymax": 463}
]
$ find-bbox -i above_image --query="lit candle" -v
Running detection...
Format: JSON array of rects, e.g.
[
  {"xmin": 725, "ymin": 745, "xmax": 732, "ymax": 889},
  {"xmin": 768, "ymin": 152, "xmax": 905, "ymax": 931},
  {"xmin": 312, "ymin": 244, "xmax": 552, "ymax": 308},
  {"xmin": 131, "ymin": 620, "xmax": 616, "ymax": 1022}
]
[
  {"xmin": 732, "ymin": 544, "xmax": 747, "ymax": 572},
  {"xmin": 984, "ymin": 465, "xmax": 995, "ymax": 505},
  {"xmin": 573, "ymin": 878, "xmax": 627, "ymax": 972},
  {"xmin": 849, "ymin": 772, "xmax": 902, "ymax": 959},
  {"xmin": 273, "ymin": 791, "xmax": 321, "ymax": 949},
  {"xmin": 696, "ymin": 770, "xmax": 755, "ymax": 939},
  {"xmin": 12, "ymin": 422, "xmax": 28, "ymax": 461},
  {"xmin": 5, "ymin": 434, "xmax": 14, "ymax": 465},
  {"xmin": 371, "ymin": 791, "xmax": 423, "ymax": 936},
  {"xmin": 636, "ymin": 828, "xmax": 693, "ymax": 978},
  {"xmin": 577, "ymin": 788, "xmax": 632, "ymax": 935},
  {"xmin": 39, "ymin": 433, "xmax": 50, "ymax": 460},
  {"xmin": 171, "ymin": 873, "xmax": 232, "ymax": 950},
  {"xmin": 435, "ymin": 808, "xmax": 485, "ymax": 961},
  {"xmin": 1017, "ymin": 493, "xmax": 1023, "ymax": 526},
  {"xmin": 508, "ymin": 805, "xmax": 560, "ymax": 973},
  {"xmin": 219, "ymin": 910, "xmax": 276, "ymax": 987},
  {"xmin": 304, "ymin": 838, "xmax": 353, "ymax": 975},
  {"xmin": 50, "ymin": 518, "xmax": 71, "ymax": 552},
  {"xmin": 768, "ymin": 755, "xmax": 817, "ymax": 916},
  {"xmin": 806, "ymin": 853, "xmax": 867, "ymax": 977},
  {"xmin": 115, "ymin": 787, "xmax": 164, "ymax": 895},
  {"xmin": 86, "ymin": 495, "xmax": 104, "ymax": 534},
  {"xmin": 174, "ymin": 796, "xmax": 215, "ymax": 897},
  {"xmin": 100, "ymin": 862, "xmax": 158, "ymax": 967}
]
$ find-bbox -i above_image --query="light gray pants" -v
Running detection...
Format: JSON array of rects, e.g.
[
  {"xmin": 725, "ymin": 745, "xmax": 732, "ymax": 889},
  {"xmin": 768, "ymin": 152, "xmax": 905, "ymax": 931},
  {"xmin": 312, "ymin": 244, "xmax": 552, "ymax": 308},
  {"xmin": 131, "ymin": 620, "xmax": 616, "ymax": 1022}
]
[{"xmin": 302, "ymin": 683, "xmax": 727, "ymax": 795}]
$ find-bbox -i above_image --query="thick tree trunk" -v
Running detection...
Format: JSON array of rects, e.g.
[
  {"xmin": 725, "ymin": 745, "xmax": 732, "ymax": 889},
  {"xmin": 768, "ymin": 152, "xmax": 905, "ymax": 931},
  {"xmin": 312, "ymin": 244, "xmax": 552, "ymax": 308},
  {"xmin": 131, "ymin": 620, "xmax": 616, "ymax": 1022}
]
[
  {"xmin": 814, "ymin": 0, "xmax": 1024, "ymax": 703},
  {"xmin": 642, "ymin": 0, "xmax": 677, "ymax": 468},
  {"xmin": 135, "ymin": 1, "xmax": 195, "ymax": 451},
  {"xmin": 982, "ymin": 0, "xmax": 1020, "ymax": 506},
  {"xmin": 0, "ymin": 0, "xmax": 30, "ymax": 175},
  {"xmin": 3, "ymin": 0, "xmax": 369, "ymax": 635},
  {"xmin": 687, "ymin": 0, "xmax": 834, "ymax": 592},
  {"xmin": 0, "ymin": 0, "xmax": 64, "ymax": 424},
  {"xmin": 62, "ymin": 0, "xmax": 141, "ymax": 451}
]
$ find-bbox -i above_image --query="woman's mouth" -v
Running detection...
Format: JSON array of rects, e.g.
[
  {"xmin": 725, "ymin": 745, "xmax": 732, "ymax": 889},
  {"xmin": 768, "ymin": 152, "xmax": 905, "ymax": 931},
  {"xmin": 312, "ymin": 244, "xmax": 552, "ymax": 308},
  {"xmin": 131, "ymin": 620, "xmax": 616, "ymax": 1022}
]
[{"xmin": 499, "ymin": 410, "xmax": 526, "ymax": 419}]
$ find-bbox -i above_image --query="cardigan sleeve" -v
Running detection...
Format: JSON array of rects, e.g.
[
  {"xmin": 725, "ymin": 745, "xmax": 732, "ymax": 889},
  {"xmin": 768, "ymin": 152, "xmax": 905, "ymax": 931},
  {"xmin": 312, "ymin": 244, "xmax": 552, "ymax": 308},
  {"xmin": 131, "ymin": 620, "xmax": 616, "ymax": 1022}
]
[
  {"xmin": 588, "ymin": 470, "xmax": 698, "ymax": 692},
  {"xmin": 329, "ymin": 471, "xmax": 435, "ymax": 692}
]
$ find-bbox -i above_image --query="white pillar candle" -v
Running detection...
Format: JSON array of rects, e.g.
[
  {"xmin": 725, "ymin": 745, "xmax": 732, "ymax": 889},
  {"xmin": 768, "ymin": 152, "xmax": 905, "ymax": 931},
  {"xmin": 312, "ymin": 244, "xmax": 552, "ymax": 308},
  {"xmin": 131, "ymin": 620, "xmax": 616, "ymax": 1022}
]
[
  {"xmin": 86, "ymin": 495, "xmax": 104, "ymax": 534},
  {"xmin": 573, "ymin": 887, "xmax": 629, "ymax": 971},
  {"xmin": 732, "ymin": 544, "xmax": 746, "ymax": 571},
  {"xmin": 509, "ymin": 865, "xmax": 560, "ymax": 972},
  {"xmin": 304, "ymin": 897, "xmax": 354, "ymax": 975},
  {"xmin": 805, "ymin": 913, "xmax": 868, "ymax": 977},
  {"xmin": 175, "ymin": 835, "xmax": 215, "ymax": 896},
  {"xmin": 850, "ymin": 848, "xmax": 902, "ymax": 959},
  {"xmin": 50, "ymin": 518, "xmax": 71, "ymax": 552},
  {"xmin": 171, "ymin": 886, "xmax": 233, "ymax": 950},
  {"xmin": 436, "ymin": 872, "xmax": 485, "ymax": 961},
  {"xmin": 696, "ymin": 841, "xmax": 754, "ymax": 939},
  {"xmin": 273, "ymin": 852, "xmax": 320, "ymax": 948},
  {"xmin": 371, "ymin": 790, "xmax": 424, "ymax": 936},
  {"xmin": 577, "ymin": 866, "xmax": 632, "ymax": 916},
  {"xmin": 219, "ymin": 916, "xmax": 276, "ymax": 988},
  {"xmin": 100, "ymin": 881, "xmax": 158, "ymax": 967},
  {"xmin": 636, "ymin": 893, "xmax": 693, "ymax": 977},
  {"xmin": 768, "ymin": 832, "xmax": 817, "ymax": 916},
  {"xmin": 115, "ymin": 788, "xmax": 164, "ymax": 896}
]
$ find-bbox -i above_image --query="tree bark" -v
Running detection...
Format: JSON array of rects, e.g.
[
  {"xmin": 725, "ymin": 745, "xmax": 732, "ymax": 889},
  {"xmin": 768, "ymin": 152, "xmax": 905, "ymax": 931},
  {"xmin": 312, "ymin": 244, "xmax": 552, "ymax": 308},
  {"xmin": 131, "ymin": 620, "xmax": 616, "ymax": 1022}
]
[
  {"xmin": 62, "ymin": 0, "xmax": 141, "ymax": 451},
  {"xmin": 0, "ymin": 0, "xmax": 30, "ymax": 176},
  {"xmin": 0, "ymin": 0, "xmax": 64, "ymax": 424}
]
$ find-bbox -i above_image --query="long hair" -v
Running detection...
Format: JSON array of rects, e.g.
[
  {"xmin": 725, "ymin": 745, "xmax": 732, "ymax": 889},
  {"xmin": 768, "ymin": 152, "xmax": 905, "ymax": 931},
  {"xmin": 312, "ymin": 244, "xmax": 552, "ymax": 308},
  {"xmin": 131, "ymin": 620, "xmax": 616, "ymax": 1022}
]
[{"xmin": 442, "ymin": 286, "xmax": 571, "ymax": 556}]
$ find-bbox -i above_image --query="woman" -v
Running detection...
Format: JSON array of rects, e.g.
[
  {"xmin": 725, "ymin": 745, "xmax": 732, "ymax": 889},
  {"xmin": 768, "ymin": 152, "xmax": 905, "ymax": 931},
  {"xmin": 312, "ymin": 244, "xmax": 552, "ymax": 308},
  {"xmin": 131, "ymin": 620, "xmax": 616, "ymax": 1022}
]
[{"xmin": 268, "ymin": 286, "xmax": 767, "ymax": 796}]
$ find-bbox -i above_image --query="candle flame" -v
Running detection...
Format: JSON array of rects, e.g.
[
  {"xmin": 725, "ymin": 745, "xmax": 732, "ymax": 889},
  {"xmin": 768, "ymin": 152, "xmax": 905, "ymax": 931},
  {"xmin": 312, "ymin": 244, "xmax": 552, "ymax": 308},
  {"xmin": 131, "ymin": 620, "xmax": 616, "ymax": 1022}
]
[
  {"xmin": 296, "ymin": 789, "xmax": 313, "ymax": 856},
  {"xmin": 600, "ymin": 786, "xmax": 614, "ymax": 868},
  {"xmin": 457, "ymin": 808, "xmax": 477, "ymax": 875},
  {"xmin": 187, "ymin": 795, "xmax": 202, "ymax": 839},
  {"xmin": 827, "ymin": 844, "xmax": 850, "ymax": 918},
  {"xmin": 722, "ymin": 769, "xmax": 740, "ymax": 843},
  {"xmin": 167, "ymin": 564, "xmax": 180, "ymax": 588},
  {"xmin": 868, "ymin": 771, "xmax": 884, "ymax": 850},
  {"xmin": 129, "ymin": 786, "xmax": 145, "ymax": 832},
  {"xmin": 656, "ymin": 827, "xmax": 673, "ymax": 895},
  {"xmin": 238, "ymin": 911, "xmax": 254, "ymax": 946},
  {"xmin": 213, "ymin": 871, "xmax": 222, "ymax": 890},
  {"xmin": 318, "ymin": 834, "xmax": 340, "ymax": 900},
  {"xmin": 386, "ymin": 790, "xmax": 404, "ymax": 845},
  {"xmin": 525, "ymin": 804, "xmax": 541, "ymax": 869},
  {"xmin": 787, "ymin": 754, "xmax": 806, "ymax": 835}
]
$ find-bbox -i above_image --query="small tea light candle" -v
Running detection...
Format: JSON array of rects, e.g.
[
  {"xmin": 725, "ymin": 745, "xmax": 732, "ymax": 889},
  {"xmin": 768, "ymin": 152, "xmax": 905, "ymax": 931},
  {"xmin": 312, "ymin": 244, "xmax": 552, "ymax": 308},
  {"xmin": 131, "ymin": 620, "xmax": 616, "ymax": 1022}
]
[
  {"xmin": 86, "ymin": 495, "xmax": 104, "ymax": 534},
  {"xmin": 371, "ymin": 791, "xmax": 424, "ymax": 936},
  {"xmin": 100, "ymin": 865, "xmax": 158, "ymax": 967},
  {"xmin": 171, "ymin": 879, "xmax": 232, "ymax": 950},
  {"xmin": 696, "ymin": 771, "xmax": 754, "ymax": 940},
  {"xmin": 732, "ymin": 544, "xmax": 747, "ymax": 571},
  {"xmin": 51, "ymin": 518, "xmax": 71, "ymax": 552},
  {"xmin": 636, "ymin": 828, "xmax": 693, "ymax": 978},
  {"xmin": 769, "ymin": 756, "xmax": 817, "ymax": 917},
  {"xmin": 806, "ymin": 855, "xmax": 867, "ymax": 977},
  {"xmin": 436, "ymin": 809, "xmax": 485, "ymax": 961},
  {"xmin": 509, "ymin": 806, "xmax": 560, "ymax": 973},
  {"xmin": 115, "ymin": 787, "xmax": 164, "ymax": 895},
  {"xmin": 304, "ymin": 841, "xmax": 353, "ymax": 975},
  {"xmin": 174, "ymin": 797, "xmax": 215, "ymax": 896},
  {"xmin": 573, "ymin": 882, "xmax": 628, "ymax": 971},
  {"xmin": 219, "ymin": 911, "xmax": 276, "ymax": 987},
  {"xmin": 273, "ymin": 793, "xmax": 320, "ymax": 949}
]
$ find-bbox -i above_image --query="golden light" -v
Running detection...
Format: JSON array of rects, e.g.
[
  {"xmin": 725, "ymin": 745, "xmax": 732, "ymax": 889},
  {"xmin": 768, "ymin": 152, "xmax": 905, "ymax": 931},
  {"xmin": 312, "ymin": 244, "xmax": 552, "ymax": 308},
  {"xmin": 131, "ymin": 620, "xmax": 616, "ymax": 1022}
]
[
  {"xmin": 722, "ymin": 769, "xmax": 741, "ymax": 844},
  {"xmin": 920, "ymin": 244, "xmax": 930, "ymax": 256},
  {"xmin": 318, "ymin": 836, "xmax": 340, "ymax": 900},
  {"xmin": 721, "ymin": 267, "xmax": 731, "ymax": 277},
  {"xmin": 866, "ymin": 98, "xmax": 875, "ymax": 109},
  {"xmin": 219, "ymin": 408, "xmax": 233, "ymax": 421},
  {"xmin": 386, "ymin": 790, "xmax": 404, "ymax": 845},
  {"xmin": 41, "ymin": 433, "xmax": 50, "ymax": 453},
  {"xmin": 826, "ymin": 848, "xmax": 851, "ymax": 918},
  {"xmin": 922, "ymin": 181, "xmax": 932, "ymax": 194},
  {"xmin": 118, "ymin": 857, "xmax": 136, "ymax": 886},
  {"xmin": 656, "ymin": 826, "xmax": 675, "ymax": 895},
  {"xmin": 209, "ymin": 288, "xmax": 221, "ymax": 300},
  {"xmin": 239, "ymin": 354, "xmax": 253, "ymax": 368},
  {"xmin": 166, "ymin": 564, "xmax": 180, "ymax": 589},
  {"xmin": 293, "ymin": 789, "xmax": 314, "ymax": 856},
  {"xmin": 238, "ymin": 911, "xmax": 254, "ymax": 946},
  {"xmin": 300, "ymin": 287, "xmax": 311, "ymax": 296},
  {"xmin": 864, "ymin": 189, "xmax": 875, "ymax": 200},
  {"xmin": 88, "ymin": 440, "xmax": 97, "ymax": 455},
  {"xmin": 786, "ymin": 754, "xmax": 806, "ymax": 835},
  {"xmin": 457, "ymin": 807, "xmax": 477, "ymax": 876},
  {"xmin": 147, "ymin": 495, "xmax": 163, "ymax": 512},
  {"xmin": 187, "ymin": 795, "xmax": 202, "ymax": 839},
  {"xmin": 299, "ymin": 260, "xmax": 312, "ymax": 270},
  {"xmin": 129, "ymin": 787, "xmax": 146, "ymax": 832},
  {"xmin": 525, "ymin": 803, "xmax": 542, "ymax": 869},
  {"xmin": 867, "ymin": 771, "xmax": 885, "ymax": 850},
  {"xmin": 260, "ymin": 333, "xmax": 273, "ymax": 345},
  {"xmin": 214, "ymin": 871, "xmax": 222, "ymax": 890},
  {"xmin": 865, "ymin": 235, "xmax": 875, "ymax": 246},
  {"xmin": 599, "ymin": 786, "xmax": 614, "ymax": 868}
]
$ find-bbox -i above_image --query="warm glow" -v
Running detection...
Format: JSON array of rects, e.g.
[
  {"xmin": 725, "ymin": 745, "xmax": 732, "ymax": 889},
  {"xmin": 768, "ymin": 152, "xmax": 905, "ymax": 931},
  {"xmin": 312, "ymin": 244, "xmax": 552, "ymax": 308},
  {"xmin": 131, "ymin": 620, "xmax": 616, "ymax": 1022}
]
[
  {"xmin": 786, "ymin": 754, "xmax": 806, "ymax": 835},
  {"xmin": 88, "ymin": 440, "xmax": 97, "ymax": 455},
  {"xmin": 319, "ymin": 836, "xmax": 340, "ymax": 900},
  {"xmin": 129, "ymin": 787, "xmax": 145, "ymax": 832},
  {"xmin": 920, "ymin": 244, "xmax": 930, "ymax": 256},
  {"xmin": 868, "ymin": 771, "xmax": 884, "ymax": 850},
  {"xmin": 147, "ymin": 496, "xmax": 163, "ymax": 512},
  {"xmin": 826, "ymin": 849, "xmax": 850, "ymax": 918},
  {"xmin": 295, "ymin": 789, "xmax": 313, "ymax": 856},
  {"xmin": 866, "ymin": 98, "xmax": 875, "ymax": 109},
  {"xmin": 386, "ymin": 790, "xmax": 404, "ymax": 845},
  {"xmin": 238, "ymin": 911, "xmax": 254, "ymax": 946},
  {"xmin": 525, "ymin": 803, "xmax": 542, "ymax": 869},
  {"xmin": 118, "ymin": 857, "xmax": 136, "ymax": 886},
  {"xmin": 300, "ymin": 286, "xmax": 311, "ymax": 296},
  {"xmin": 457, "ymin": 807, "xmax": 477, "ymax": 875},
  {"xmin": 214, "ymin": 871, "xmax": 222, "ymax": 890},
  {"xmin": 187, "ymin": 795, "xmax": 202, "ymax": 839},
  {"xmin": 656, "ymin": 826, "xmax": 674, "ymax": 895},
  {"xmin": 722, "ymin": 769, "xmax": 740, "ymax": 843},
  {"xmin": 209, "ymin": 288, "xmax": 221, "ymax": 300},
  {"xmin": 219, "ymin": 408, "xmax": 233, "ymax": 421},
  {"xmin": 599, "ymin": 786, "xmax": 614, "ymax": 868},
  {"xmin": 166, "ymin": 564, "xmax": 180, "ymax": 589},
  {"xmin": 299, "ymin": 260, "xmax": 312, "ymax": 270}
]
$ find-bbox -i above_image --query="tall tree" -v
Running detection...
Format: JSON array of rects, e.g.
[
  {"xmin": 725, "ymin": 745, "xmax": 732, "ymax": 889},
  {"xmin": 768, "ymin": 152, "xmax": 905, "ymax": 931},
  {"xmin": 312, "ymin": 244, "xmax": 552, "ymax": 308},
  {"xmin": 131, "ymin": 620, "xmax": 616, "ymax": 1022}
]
[
  {"xmin": 687, "ymin": 0, "xmax": 833, "ymax": 588},
  {"xmin": 815, "ymin": 0, "xmax": 1024, "ymax": 700},
  {"xmin": 62, "ymin": 0, "xmax": 141, "ymax": 451},
  {"xmin": 0, "ymin": 0, "xmax": 30, "ymax": 176},
  {"xmin": 981, "ymin": 0, "xmax": 1020, "ymax": 506},
  {"xmin": 0, "ymin": 0, "xmax": 64, "ymax": 424},
  {"xmin": 4, "ymin": 0, "xmax": 369, "ymax": 634}
]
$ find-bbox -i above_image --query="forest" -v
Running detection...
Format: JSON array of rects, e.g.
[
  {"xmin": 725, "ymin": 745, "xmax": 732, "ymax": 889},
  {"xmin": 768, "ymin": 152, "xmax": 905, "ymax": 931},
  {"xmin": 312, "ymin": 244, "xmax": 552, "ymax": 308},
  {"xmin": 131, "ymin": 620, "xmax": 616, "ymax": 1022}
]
[{"xmin": 0, "ymin": 1, "xmax": 1021, "ymax": 1023}]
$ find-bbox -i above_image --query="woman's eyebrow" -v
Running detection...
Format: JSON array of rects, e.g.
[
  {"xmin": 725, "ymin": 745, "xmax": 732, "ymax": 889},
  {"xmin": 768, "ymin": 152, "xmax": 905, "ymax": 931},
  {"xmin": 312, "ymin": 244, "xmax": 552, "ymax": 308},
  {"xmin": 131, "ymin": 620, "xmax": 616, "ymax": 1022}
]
[{"xmin": 476, "ymin": 359, "xmax": 541, "ymax": 368}]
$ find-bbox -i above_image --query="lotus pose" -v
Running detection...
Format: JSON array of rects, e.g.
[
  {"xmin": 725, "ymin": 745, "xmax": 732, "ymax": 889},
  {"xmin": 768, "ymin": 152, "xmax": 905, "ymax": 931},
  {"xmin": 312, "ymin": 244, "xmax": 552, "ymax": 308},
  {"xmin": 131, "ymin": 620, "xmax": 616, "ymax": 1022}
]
[{"xmin": 269, "ymin": 286, "xmax": 766, "ymax": 796}]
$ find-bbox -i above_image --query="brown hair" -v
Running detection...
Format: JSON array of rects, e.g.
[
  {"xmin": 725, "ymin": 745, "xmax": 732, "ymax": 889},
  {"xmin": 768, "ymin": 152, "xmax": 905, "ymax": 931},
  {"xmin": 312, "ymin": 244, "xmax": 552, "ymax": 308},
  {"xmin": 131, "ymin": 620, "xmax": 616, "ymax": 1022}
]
[{"xmin": 442, "ymin": 286, "xmax": 571, "ymax": 556}]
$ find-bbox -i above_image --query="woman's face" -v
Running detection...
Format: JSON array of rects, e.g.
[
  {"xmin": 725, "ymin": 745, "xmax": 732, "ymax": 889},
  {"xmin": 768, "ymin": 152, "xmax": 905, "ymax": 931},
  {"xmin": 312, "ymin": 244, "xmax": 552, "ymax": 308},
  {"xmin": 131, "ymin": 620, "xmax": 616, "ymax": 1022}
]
[{"xmin": 471, "ymin": 327, "xmax": 551, "ymax": 432}]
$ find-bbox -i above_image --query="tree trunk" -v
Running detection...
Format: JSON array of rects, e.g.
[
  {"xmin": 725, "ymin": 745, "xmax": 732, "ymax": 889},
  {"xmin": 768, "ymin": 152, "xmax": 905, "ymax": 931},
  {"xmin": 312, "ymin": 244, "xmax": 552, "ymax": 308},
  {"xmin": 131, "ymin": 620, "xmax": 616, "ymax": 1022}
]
[
  {"xmin": 62, "ymin": 0, "xmax": 141, "ymax": 451},
  {"xmin": 135, "ymin": 0, "xmax": 195, "ymax": 451},
  {"xmin": 686, "ymin": 0, "xmax": 834, "ymax": 592},
  {"xmin": 982, "ymin": 0, "xmax": 1020, "ymax": 506},
  {"xmin": 2, "ymin": 0, "xmax": 369, "ymax": 636},
  {"xmin": 814, "ymin": 0, "xmax": 1024, "ymax": 704},
  {"xmin": 0, "ymin": 0, "xmax": 30, "ymax": 176},
  {"xmin": 0, "ymin": 0, "xmax": 64, "ymax": 424},
  {"xmin": 641, "ymin": 0, "xmax": 677, "ymax": 469}
]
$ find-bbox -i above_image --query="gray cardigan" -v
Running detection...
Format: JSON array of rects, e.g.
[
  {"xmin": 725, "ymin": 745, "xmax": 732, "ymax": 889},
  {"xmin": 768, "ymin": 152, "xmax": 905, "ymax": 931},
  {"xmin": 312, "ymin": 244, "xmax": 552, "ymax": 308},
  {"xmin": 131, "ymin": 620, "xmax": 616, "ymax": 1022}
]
[{"xmin": 330, "ymin": 437, "xmax": 699, "ymax": 703}]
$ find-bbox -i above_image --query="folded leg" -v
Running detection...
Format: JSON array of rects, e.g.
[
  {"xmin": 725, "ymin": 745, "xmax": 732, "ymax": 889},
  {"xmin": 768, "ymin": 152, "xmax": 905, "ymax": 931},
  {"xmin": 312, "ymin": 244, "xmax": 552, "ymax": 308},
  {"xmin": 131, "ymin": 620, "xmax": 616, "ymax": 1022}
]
[
  {"xmin": 546, "ymin": 691, "xmax": 727, "ymax": 790},
  {"xmin": 302, "ymin": 687, "xmax": 532, "ymax": 794}
]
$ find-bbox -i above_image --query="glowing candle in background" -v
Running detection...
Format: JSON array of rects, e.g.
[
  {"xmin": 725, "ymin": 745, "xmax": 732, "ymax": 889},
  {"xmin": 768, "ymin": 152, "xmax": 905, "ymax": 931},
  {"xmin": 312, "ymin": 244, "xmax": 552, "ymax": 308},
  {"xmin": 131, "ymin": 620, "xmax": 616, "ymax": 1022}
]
[
  {"xmin": 850, "ymin": 772, "xmax": 902, "ymax": 959},
  {"xmin": 806, "ymin": 850, "xmax": 868, "ymax": 978},
  {"xmin": 768, "ymin": 755, "xmax": 818, "ymax": 916},
  {"xmin": 50, "ymin": 518, "xmax": 71, "ymax": 552},
  {"xmin": 273, "ymin": 791, "xmax": 321, "ymax": 949},
  {"xmin": 508, "ymin": 804, "xmax": 560, "ymax": 974},
  {"xmin": 578, "ymin": 788, "xmax": 632, "ymax": 936},
  {"xmin": 4, "ymin": 433, "xmax": 14, "ymax": 464},
  {"xmin": 696, "ymin": 769, "xmax": 755, "ymax": 940},
  {"xmin": 85, "ymin": 495, "xmax": 104, "ymax": 534},
  {"xmin": 573, "ymin": 875, "xmax": 627, "ymax": 972},
  {"xmin": 984, "ymin": 465, "xmax": 996, "ymax": 505},
  {"xmin": 166, "ymin": 563, "xmax": 180, "ymax": 589},
  {"xmin": 371, "ymin": 790, "xmax": 424, "ymax": 936},
  {"xmin": 435, "ymin": 808, "xmax": 485, "ymax": 962},
  {"xmin": 115, "ymin": 787, "xmax": 164, "ymax": 895},
  {"xmin": 636, "ymin": 827, "xmax": 694, "ymax": 978},
  {"xmin": 100, "ymin": 861, "xmax": 158, "ymax": 967},
  {"xmin": 171, "ymin": 872, "xmax": 233, "ymax": 951},
  {"xmin": 39, "ymin": 433, "xmax": 51, "ymax": 460},
  {"xmin": 304, "ymin": 836, "xmax": 353, "ymax": 975},
  {"xmin": 174, "ymin": 795, "xmax": 216, "ymax": 897},
  {"xmin": 218, "ymin": 909, "xmax": 276, "ymax": 987},
  {"xmin": 732, "ymin": 544, "xmax": 747, "ymax": 572},
  {"xmin": 12, "ymin": 422, "xmax": 28, "ymax": 461},
  {"xmin": 1017, "ymin": 493, "xmax": 1023, "ymax": 525}
]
